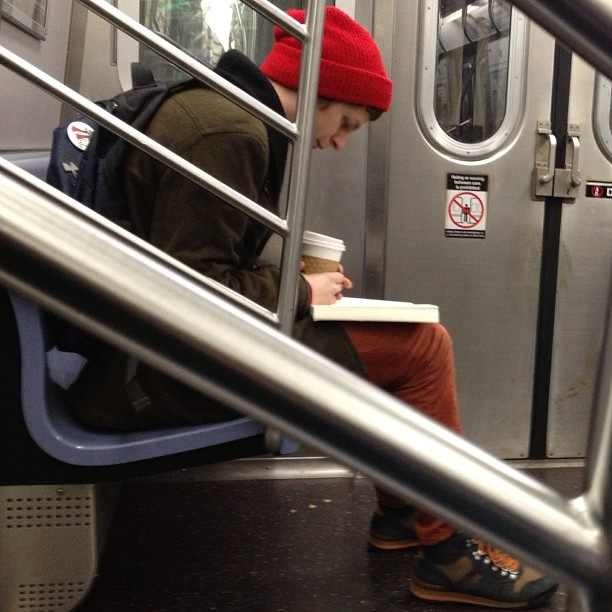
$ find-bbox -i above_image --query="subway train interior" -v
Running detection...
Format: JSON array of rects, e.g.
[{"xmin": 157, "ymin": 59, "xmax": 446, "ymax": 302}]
[{"xmin": 1, "ymin": 1, "xmax": 612, "ymax": 611}]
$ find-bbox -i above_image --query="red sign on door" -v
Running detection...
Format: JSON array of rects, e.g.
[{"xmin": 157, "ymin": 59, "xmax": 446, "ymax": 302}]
[{"xmin": 445, "ymin": 174, "xmax": 488, "ymax": 239}]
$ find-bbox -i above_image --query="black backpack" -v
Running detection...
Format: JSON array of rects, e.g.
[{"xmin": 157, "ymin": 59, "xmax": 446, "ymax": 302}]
[
  {"xmin": 47, "ymin": 65, "xmax": 194, "ymax": 233},
  {"xmin": 46, "ymin": 65, "xmax": 195, "ymax": 356}
]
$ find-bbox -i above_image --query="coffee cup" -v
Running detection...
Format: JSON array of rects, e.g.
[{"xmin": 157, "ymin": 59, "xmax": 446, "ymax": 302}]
[{"xmin": 302, "ymin": 230, "xmax": 345, "ymax": 274}]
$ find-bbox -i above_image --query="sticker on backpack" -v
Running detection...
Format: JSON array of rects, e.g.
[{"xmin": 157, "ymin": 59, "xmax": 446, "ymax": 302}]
[{"xmin": 67, "ymin": 121, "xmax": 94, "ymax": 151}]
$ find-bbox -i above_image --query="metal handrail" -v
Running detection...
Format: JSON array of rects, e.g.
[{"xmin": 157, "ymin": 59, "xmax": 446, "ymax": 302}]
[
  {"xmin": 79, "ymin": 0, "xmax": 299, "ymax": 140},
  {"xmin": 0, "ymin": 0, "xmax": 326, "ymax": 331},
  {"xmin": 276, "ymin": 4, "xmax": 325, "ymax": 333},
  {"xmin": 1, "ymin": 157, "xmax": 611, "ymax": 607},
  {"xmin": 508, "ymin": 0, "xmax": 612, "ymax": 84},
  {"xmin": 240, "ymin": 0, "xmax": 308, "ymax": 40},
  {"xmin": 1, "ymin": 1, "xmax": 612, "ymax": 610},
  {"xmin": 0, "ymin": 45, "xmax": 288, "ymax": 236},
  {"xmin": 78, "ymin": 0, "xmax": 327, "ymax": 335}
]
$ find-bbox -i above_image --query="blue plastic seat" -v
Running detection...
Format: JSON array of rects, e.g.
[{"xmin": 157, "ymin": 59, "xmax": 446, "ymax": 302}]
[{"xmin": 9, "ymin": 292, "xmax": 297, "ymax": 466}]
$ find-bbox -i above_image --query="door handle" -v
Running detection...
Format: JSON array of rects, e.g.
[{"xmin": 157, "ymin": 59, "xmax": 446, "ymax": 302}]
[
  {"xmin": 569, "ymin": 135, "xmax": 582, "ymax": 187},
  {"xmin": 553, "ymin": 124, "xmax": 582, "ymax": 200},
  {"xmin": 533, "ymin": 120, "xmax": 557, "ymax": 199},
  {"xmin": 538, "ymin": 133, "xmax": 557, "ymax": 185}
]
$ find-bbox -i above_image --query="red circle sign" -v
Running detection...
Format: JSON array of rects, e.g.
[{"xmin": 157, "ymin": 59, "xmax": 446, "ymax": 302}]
[{"xmin": 448, "ymin": 192, "xmax": 484, "ymax": 229}]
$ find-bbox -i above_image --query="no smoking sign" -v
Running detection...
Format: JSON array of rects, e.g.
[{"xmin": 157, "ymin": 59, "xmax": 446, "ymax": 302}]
[{"xmin": 445, "ymin": 174, "xmax": 488, "ymax": 239}]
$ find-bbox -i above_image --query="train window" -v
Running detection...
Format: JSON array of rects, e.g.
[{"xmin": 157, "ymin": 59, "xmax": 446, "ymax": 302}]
[
  {"xmin": 418, "ymin": 0, "xmax": 528, "ymax": 158},
  {"xmin": 138, "ymin": 1, "xmax": 267, "ymax": 82},
  {"xmin": 1, "ymin": 0, "xmax": 47, "ymax": 40},
  {"xmin": 594, "ymin": 75, "xmax": 612, "ymax": 161},
  {"xmin": 117, "ymin": 0, "xmax": 335, "ymax": 89}
]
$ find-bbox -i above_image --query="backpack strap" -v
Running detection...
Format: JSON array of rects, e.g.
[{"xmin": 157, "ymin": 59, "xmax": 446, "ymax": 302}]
[{"xmin": 131, "ymin": 62, "xmax": 156, "ymax": 88}]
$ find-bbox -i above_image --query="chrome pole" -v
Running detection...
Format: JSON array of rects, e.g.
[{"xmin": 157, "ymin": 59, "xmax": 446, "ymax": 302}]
[
  {"xmin": 277, "ymin": 0, "xmax": 326, "ymax": 333},
  {"xmin": 1, "ymin": 160, "xmax": 611, "ymax": 599},
  {"xmin": 0, "ymin": 44, "xmax": 288, "ymax": 236},
  {"xmin": 0, "ymin": 156, "xmax": 278, "ymax": 324},
  {"xmin": 240, "ymin": 0, "xmax": 308, "ymax": 41},
  {"xmin": 507, "ymin": 0, "xmax": 612, "ymax": 82},
  {"xmin": 78, "ymin": 0, "xmax": 298, "ymax": 139}
]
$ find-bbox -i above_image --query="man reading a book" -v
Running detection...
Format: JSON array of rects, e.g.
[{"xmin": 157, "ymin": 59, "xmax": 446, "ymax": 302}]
[{"xmin": 71, "ymin": 6, "xmax": 557, "ymax": 608}]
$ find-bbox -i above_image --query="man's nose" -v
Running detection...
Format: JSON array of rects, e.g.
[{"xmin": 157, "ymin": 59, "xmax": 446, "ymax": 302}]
[{"xmin": 332, "ymin": 133, "xmax": 348, "ymax": 150}]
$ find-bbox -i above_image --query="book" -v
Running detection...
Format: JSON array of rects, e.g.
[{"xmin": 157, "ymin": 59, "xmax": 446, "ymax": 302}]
[{"xmin": 310, "ymin": 297, "xmax": 439, "ymax": 323}]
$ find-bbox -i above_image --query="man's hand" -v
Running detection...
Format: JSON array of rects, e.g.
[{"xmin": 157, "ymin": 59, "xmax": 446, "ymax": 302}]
[{"xmin": 304, "ymin": 272, "xmax": 353, "ymax": 304}]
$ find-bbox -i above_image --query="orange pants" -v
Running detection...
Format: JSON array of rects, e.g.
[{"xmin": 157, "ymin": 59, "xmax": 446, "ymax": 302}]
[{"xmin": 344, "ymin": 322, "xmax": 461, "ymax": 545}]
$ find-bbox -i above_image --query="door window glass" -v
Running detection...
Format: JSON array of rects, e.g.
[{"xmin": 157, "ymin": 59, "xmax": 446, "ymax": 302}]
[
  {"xmin": 140, "ymin": 1, "xmax": 259, "ymax": 82},
  {"xmin": 418, "ymin": 0, "xmax": 528, "ymax": 158},
  {"xmin": 436, "ymin": 0, "xmax": 511, "ymax": 143},
  {"xmin": 137, "ymin": 0, "xmax": 331, "ymax": 83},
  {"xmin": 1, "ymin": 0, "xmax": 47, "ymax": 39}
]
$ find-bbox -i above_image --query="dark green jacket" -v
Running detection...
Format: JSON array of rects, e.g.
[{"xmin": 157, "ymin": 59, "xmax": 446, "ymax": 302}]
[{"xmin": 71, "ymin": 51, "xmax": 364, "ymax": 430}]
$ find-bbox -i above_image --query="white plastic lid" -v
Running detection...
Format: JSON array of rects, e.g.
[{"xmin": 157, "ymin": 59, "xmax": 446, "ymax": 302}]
[{"xmin": 302, "ymin": 230, "xmax": 346, "ymax": 252}]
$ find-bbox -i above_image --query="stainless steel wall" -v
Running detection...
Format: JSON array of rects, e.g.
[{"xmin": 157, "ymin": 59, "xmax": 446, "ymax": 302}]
[
  {"xmin": 0, "ymin": 1, "xmax": 72, "ymax": 150},
  {"xmin": 381, "ymin": 3, "xmax": 556, "ymax": 458},
  {"xmin": 70, "ymin": 3, "xmax": 121, "ymax": 101},
  {"xmin": 547, "ymin": 57, "xmax": 612, "ymax": 458},
  {"xmin": 305, "ymin": 129, "xmax": 368, "ymax": 293}
]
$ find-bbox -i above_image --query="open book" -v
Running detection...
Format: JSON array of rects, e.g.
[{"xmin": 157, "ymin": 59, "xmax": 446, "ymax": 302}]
[{"xmin": 310, "ymin": 297, "xmax": 439, "ymax": 323}]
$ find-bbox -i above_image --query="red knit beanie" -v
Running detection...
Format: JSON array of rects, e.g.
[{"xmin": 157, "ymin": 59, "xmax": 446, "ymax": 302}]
[{"xmin": 260, "ymin": 6, "xmax": 392, "ymax": 112}]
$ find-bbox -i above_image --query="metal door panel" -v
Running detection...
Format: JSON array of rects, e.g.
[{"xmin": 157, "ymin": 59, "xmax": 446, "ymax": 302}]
[
  {"xmin": 0, "ymin": 1, "xmax": 72, "ymax": 149},
  {"xmin": 384, "ymin": 4, "xmax": 555, "ymax": 457},
  {"xmin": 547, "ymin": 58, "xmax": 612, "ymax": 457},
  {"xmin": 306, "ymin": 134, "xmax": 368, "ymax": 293},
  {"xmin": 261, "ymin": 134, "xmax": 369, "ymax": 294}
]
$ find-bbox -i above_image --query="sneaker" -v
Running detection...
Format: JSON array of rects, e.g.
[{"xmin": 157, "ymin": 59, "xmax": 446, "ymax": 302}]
[
  {"xmin": 368, "ymin": 505, "xmax": 420, "ymax": 551},
  {"xmin": 410, "ymin": 533, "xmax": 558, "ymax": 609}
]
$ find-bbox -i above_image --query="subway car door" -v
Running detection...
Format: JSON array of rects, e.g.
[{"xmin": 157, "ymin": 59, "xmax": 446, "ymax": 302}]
[
  {"xmin": 380, "ymin": 0, "xmax": 557, "ymax": 458},
  {"xmin": 546, "ymin": 62, "xmax": 612, "ymax": 459}
]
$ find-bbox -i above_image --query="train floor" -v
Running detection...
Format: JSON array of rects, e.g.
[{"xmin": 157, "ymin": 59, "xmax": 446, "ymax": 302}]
[{"xmin": 78, "ymin": 464, "xmax": 581, "ymax": 612}]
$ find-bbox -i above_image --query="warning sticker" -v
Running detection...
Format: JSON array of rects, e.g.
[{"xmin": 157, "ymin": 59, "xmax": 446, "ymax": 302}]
[
  {"xmin": 586, "ymin": 182, "xmax": 612, "ymax": 199},
  {"xmin": 445, "ymin": 174, "xmax": 488, "ymax": 239}
]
